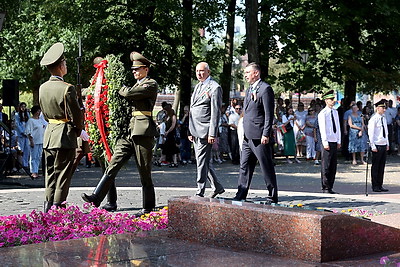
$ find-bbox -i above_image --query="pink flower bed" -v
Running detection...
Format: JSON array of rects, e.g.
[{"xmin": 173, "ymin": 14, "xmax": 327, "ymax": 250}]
[{"xmin": 0, "ymin": 203, "xmax": 168, "ymax": 248}]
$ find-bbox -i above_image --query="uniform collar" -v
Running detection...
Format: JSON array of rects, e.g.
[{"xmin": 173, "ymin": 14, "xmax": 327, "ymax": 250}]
[{"xmin": 50, "ymin": 75, "xmax": 64, "ymax": 81}]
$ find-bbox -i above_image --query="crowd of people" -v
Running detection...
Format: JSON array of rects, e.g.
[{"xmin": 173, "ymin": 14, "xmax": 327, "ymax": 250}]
[
  {"xmin": 1, "ymin": 102, "xmax": 47, "ymax": 179},
  {"xmin": 152, "ymin": 95, "xmax": 400, "ymax": 170}
]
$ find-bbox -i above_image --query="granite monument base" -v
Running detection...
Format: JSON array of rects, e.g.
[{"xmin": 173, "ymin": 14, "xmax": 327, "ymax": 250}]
[{"xmin": 168, "ymin": 196, "xmax": 400, "ymax": 262}]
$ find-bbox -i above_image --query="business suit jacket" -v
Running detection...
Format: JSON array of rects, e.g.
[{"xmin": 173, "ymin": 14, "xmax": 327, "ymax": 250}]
[
  {"xmin": 189, "ymin": 77, "xmax": 222, "ymax": 139},
  {"xmin": 119, "ymin": 77, "xmax": 158, "ymax": 137},
  {"xmin": 189, "ymin": 77, "xmax": 224, "ymax": 196},
  {"xmin": 243, "ymin": 80, "xmax": 274, "ymax": 139},
  {"xmin": 39, "ymin": 76, "xmax": 84, "ymax": 149}
]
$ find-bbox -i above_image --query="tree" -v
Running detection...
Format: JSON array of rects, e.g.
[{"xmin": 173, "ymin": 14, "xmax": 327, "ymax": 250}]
[
  {"xmin": 245, "ymin": 0, "xmax": 259, "ymax": 64},
  {"xmin": 0, "ymin": 0, "xmax": 183, "ymax": 105},
  {"xmin": 219, "ymin": 0, "xmax": 236, "ymax": 106},
  {"xmin": 272, "ymin": 0, "xmax": 400, "ymax": 106}
]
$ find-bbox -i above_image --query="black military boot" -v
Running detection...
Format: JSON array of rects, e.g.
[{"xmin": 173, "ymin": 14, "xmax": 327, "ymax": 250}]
[
  {"xmin": 44, "ymin": 201, "xmax": 53, "ymax": 213},
  {"xmin": 81, "ymin": 174, "xmax": 114, "ymax": 207},
  {"xmin": 101, "ymin": 182, "xmax": 118, "ymax": 212}
]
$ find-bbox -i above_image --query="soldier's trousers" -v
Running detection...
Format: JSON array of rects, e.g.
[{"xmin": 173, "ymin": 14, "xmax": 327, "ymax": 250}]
[
  {"xmin": 44, "ymin": 148, "xmax": 76, "ymax": 204},
  {"xmin": 106, "ymin": 135, "xmax": 155, "ymax": 210}
]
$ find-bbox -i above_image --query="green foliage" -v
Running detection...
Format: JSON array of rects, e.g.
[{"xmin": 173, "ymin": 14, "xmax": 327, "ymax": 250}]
[
  {"xmin": 105, "ymin": 54, "xmax": 130, "ymax": 149},
  {"xmin": 272, "ymin": 0, "xmax": 400, "ymax": 95}
]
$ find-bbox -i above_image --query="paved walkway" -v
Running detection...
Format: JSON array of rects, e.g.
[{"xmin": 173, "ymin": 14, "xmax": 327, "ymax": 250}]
[
  {"xmin": 1, "ymin": 155, "xmax": 400, "ymax": 217},
  {"xmin": 1, "ymin": 156, "xmax": 400, "ymax": 266}
]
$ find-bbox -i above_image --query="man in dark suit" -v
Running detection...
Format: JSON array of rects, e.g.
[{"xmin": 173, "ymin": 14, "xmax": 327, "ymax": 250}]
[
  {"xmin": 233, "ymin": 63, "xmax": 278, "ymax": 203},
  {"xmin": 39, "ymin": 43, "xmax": 84, "ymax": 212},
  {"xmin": 82, "ymin": 51, "xmax": 159, "ymax": 217}
]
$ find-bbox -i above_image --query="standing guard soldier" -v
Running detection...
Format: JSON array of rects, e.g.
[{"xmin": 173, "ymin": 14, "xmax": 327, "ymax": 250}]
[
  {"xmin": 39, "ymin": 43, "xmax": 84, "ymax": 212},
  {"xmin": 82, "ymin": 51, "xmax": 159, "ymax": 216},
  {"xmin": 368, "ymin": 99, "xmax": 389, "ymax": 192}
]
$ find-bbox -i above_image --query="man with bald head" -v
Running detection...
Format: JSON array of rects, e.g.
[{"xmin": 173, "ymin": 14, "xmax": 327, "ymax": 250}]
[{"xmin": 189, "ymin": 62, "xmax": 225, "ymax": 198}]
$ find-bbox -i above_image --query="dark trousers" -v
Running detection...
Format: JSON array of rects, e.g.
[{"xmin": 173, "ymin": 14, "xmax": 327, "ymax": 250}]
[
  {"xmin": 342, "ymin": 126, "xmax": 350, "ymax": 160},
  {"xmin": 235, "ymin": 137, "xmax": 278, "ymax": 202},
  {"xmin": 105, "ymin": 135, "xmax": 155, "ymax": 210},
  {"xmin": 371, "ymin": 145, "xmax": 387, "ymax": 190},
  {"xmin": 230, "ymin": 129, "xmax": 240, "ymax": 164},
  {"xmin": 321, "ymin": 142, "xmax": 338, "ymax": 190},
  {"xmin": 44, "ymin": 148, "xmax": 76, "ymax": 204},
  {"xmin": 387, "ymin": 124, "xmax": 394, "ymax": 154},
  {"xmin": 180, "ymin": 138, "xmax": 191, "ymax": 161}
]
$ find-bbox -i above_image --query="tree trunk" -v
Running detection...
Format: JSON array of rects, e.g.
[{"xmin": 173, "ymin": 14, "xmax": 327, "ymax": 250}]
[
  {"xmin": 343, "ymin": 15, "xmax": 361, "ymax": 109},
  {"xmin": 219, "ymin": 0, "xmax": 236, "ymax": 107},
  {"xmin": 31, "ymin": 66, "xmax": 42, "ymax": 106},
  {"xmin": 344, "ymin": 80, "xmax": 357, "ymax": 109},
  {"xmin": 178, "ymin": 0, "xmax": 193, "ymax": 116},
  {"xmin": 259, "ymin": 1, "xmax": 270, "ymax": 80},
  {"xmin": 245, "ymin": 0, "xmax": 259, "ymax": 64}
]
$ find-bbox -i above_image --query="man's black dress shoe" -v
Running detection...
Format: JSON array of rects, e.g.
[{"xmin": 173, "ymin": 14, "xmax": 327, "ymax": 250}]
[
  {"xmin": 327, "ymin": 189, "xmax": 337, "ymax": 194},
  {"xmin": 380, "ymin": 187, "xmax": 389, "ymax": 192},
  {"xmin": 101, "ymin": 203, "xmax": 118, "ymax": 212},
  {"xmin": 135, "ymin": 209, "xmax": 152, "ymax": 217},
  {"xmin": 372, "ymin": 188, "xmax": 382, "ymax": 192},
  {"xmin": 210, "ymin": 189, "xmax": 225, "ymax": 198}
]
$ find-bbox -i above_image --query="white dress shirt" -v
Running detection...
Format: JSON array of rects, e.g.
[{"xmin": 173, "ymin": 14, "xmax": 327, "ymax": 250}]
[
  {"xmin": 368, "ymin": 113, "xmax": 389, "ymax": 150},
  {"xmin": 318, "ymin": 106, "xmax": 341, "ymax": 147}
]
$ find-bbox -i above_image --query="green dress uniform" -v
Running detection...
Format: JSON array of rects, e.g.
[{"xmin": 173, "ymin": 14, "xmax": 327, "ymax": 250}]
[
  {"xmin": 39, "ymin": 43, "xmax": 84, "ymax": 211},
  {"xmin": 82, "ymin": 52, "xmax": 159, "ymax": 214}
]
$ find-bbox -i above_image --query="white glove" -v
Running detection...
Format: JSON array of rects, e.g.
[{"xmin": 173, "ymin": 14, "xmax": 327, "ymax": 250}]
[{"xmin": 80, "ymin": 130, "xmax": 89, "ymax": 141}]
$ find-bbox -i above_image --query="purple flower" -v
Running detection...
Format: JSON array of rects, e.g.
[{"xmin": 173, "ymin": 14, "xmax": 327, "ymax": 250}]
[{"xmin": 380, "ymin": 256, "xmax": 390, "ymax": 264}]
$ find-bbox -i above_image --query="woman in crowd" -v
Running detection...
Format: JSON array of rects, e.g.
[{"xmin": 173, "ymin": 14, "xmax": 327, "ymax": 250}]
[
  {"xmin": 304, "ymin": 107, "xmax": 317, "ymax": 161},
  {"xmin": 294, "ymin": 102, "xmax": 307, "ymax": 157},
  {"xmin": 162, "ymin": 107, "xmax": 180, "ymax": 167},
  {"xmin": 348, "ymin": 104, "xmax": 366, "ymax": 165},
  {"xmin": 178, "ymin": 105, "xmax": 191, "ymax": 164},
  {"xmin": 25, "ymin": 105, "xmax": 46, "ymax": 179},
  {"xmin": 14, "ymin": 102, "xmax": 30, "ymax": 169},
  {"xmin": 282, "ymin": 106, "xmax": 300, "ymax": 164}
]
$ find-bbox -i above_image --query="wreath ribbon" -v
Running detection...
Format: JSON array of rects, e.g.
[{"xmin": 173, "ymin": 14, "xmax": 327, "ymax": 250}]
[{"xmin": 92, "ymin": 60, "xmax": 112, "ymax": 161}]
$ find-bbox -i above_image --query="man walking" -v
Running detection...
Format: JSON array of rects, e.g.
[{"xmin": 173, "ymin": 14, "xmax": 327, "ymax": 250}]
[
  {"xmin": 368, "ymin": 99, "xmax": 389, "ymax": 192},
  {"xmin": 318, "ymin": 90, "xmax": 341, "ymax": 194},
  {"xmin": 82, "ymin": 51, "xmax": 159, "ymax": 216},
  {"xmin": 39, "ymin": 43, "xmax": 84, "ymax": 212},
  {"xmin": 233, "ymin": 63, "xmax": 278, "ymax": 203},
  {"xmin": 189, "ymin": 62, "xmax": 225, "ymax": 198}
]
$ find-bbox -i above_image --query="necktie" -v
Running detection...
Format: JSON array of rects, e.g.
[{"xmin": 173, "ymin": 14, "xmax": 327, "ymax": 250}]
[
  {"xmin": 331, "ymin": 110, "xmax": 336, "ymax": 133},
  {"xmin": 382, "ymin": 117, "xmax": 386, "ymax": 138}
]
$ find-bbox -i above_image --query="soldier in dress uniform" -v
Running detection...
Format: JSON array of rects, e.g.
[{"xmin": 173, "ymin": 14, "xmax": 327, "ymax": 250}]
[
  {"xmin": 39, "ymin": 42, "xmax": 84, "ymax": 212},
  {"xmin": 82, "ymin": 51, "xmax": 159, "ymax": 216},
  {"xmin": 368, "ymin": 99, "xmax": 389, "ymax": 192}
]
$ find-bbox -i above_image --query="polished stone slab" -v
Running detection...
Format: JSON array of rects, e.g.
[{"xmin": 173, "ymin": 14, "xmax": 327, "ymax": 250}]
[
  {"xmin": 0, "ymin": 229, "xmax": 400, "ymax": 266},
  {"xmin": 168, "ymin": 196, "xmax": 400, "ymax": 262}
]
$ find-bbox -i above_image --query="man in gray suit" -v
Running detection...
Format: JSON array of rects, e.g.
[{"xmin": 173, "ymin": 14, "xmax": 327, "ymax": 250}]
[
  {"xmin": 233, "ymin": 63, "xmax": 278, "ymax": 203},
  {"xmin": 189, "ymin": 62, "xmax": 225, "ymax": 198}
]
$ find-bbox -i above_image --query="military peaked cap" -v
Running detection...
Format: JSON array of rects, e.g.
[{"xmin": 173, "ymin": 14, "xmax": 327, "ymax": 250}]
[
  {"xmin": 130, "ymin": 51, "xmax": 155, "ymax": 69},
  {"xmin": 374, "ymin": 99, "xmax": 387, "ymax": 108},
  {"xmin": 40, "ymin": 43, "xmax": 65, "ymax": 66},
  {"xmin": 321, "ymin": 89, "xmax": 335, "ymax": 100}
]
